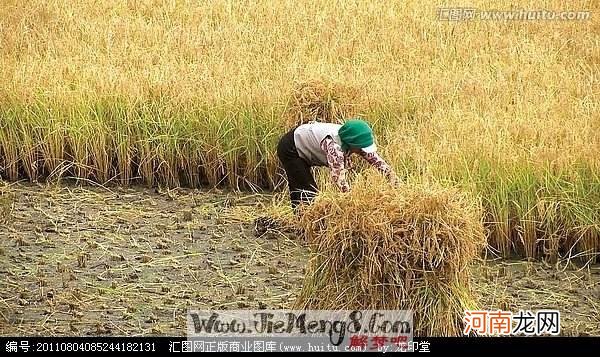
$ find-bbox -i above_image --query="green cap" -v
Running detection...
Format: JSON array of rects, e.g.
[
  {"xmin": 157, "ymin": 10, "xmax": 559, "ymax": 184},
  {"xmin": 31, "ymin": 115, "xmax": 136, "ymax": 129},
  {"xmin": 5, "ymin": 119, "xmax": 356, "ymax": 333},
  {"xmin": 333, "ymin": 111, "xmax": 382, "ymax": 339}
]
[{"xmin": 338, "ymin": 119, "xmax": 377, "ymax": 153}]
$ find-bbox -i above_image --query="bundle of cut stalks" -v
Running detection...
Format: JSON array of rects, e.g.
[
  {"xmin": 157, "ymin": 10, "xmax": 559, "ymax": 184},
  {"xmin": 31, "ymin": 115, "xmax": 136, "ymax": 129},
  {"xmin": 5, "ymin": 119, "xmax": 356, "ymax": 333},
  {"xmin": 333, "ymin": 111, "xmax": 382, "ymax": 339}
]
[
  {"xmin": 293, "ymin": 175, "xmax": 486, "ymax": 336},
  {"xmin": 285, "ymin": 80, "xmax": 360, "ymax": 128}
]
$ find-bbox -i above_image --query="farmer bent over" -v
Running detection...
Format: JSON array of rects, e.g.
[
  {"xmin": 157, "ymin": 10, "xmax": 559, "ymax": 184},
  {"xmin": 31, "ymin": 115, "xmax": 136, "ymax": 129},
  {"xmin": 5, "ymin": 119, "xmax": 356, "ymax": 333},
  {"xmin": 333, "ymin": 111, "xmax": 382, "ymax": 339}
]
[{"xmin": 277, "ymin": 119, "xmax": 399, "ymax": 209}]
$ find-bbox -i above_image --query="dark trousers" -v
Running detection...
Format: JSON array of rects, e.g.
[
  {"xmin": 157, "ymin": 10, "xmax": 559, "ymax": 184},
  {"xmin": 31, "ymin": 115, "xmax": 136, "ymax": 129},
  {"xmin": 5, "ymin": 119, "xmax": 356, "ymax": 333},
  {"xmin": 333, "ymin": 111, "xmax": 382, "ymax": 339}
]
[{"xmin": 277, "ymin": 128, "xmax": 318, "ymax": 209}]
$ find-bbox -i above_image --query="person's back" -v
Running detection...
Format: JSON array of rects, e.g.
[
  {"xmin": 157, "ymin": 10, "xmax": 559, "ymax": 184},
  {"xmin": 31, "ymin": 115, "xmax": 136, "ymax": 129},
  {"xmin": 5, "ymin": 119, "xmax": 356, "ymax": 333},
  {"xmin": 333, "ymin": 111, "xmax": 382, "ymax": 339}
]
[{"xmin": 293, "ymin": 122, "xmax": 342, "ymax": 167}]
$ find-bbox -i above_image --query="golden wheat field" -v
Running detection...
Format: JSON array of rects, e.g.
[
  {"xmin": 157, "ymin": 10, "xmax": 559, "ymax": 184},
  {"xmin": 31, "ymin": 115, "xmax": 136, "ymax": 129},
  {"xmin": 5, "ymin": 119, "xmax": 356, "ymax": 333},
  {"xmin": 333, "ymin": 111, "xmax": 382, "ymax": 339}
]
[
  {"xmin": 2, "ymin": 0, "xmax": 598, "ymax": 261},
  {"xmin": 1, "ymin": 0, "xmax": 600, "ymax": 340}
]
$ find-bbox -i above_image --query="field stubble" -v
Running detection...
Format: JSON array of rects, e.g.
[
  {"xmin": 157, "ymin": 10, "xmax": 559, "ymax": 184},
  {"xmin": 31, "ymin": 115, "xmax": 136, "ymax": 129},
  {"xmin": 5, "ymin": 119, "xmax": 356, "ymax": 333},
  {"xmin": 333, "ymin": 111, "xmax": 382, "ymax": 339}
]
[{"xmin": 0, "ymin": 183, "xmax": 599, "ymax": 336}]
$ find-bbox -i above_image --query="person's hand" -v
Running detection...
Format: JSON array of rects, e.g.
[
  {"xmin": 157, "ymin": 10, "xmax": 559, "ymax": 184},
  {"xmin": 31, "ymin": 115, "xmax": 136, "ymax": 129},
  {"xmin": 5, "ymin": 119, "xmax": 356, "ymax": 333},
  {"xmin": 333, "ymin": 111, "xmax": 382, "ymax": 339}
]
[{"xmin": 390, "ymin": 174, "xmax": 401, "ymax": 188}]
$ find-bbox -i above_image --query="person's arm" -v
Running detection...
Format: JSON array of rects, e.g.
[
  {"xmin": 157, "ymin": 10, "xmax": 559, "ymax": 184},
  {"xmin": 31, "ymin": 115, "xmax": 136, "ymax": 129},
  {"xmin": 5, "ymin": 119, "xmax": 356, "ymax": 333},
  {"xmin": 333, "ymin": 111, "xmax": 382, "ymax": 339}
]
[
  {"xmin": 357, "ymin": 151, "xmax": 400, "ymax": 186},
  {"xmin": 320, "ymin": 137, "xmax": 350, "ymax": 192}
]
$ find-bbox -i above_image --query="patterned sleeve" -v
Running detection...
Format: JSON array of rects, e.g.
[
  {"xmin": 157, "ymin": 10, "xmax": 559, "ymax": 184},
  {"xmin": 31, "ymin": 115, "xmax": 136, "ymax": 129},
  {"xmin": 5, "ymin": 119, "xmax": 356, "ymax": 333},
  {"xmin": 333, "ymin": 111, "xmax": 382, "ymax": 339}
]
[
  {"xmin": 358, "ymin": 151, "xmax": 400, "ymax": 186},
  {"xmin": 320, "ymin": 136, "xmax": 350, "ymax": 193}
]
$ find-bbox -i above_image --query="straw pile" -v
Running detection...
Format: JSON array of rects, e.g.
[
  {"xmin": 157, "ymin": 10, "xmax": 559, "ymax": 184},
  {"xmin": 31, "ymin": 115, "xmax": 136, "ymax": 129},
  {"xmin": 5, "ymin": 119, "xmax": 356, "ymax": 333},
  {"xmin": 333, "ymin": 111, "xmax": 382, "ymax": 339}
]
[
  {"xmin": 293, "ymin": 175, "xmax": 487, "ymax": 336},
  {"xmin": 285, "ymin": 80, "xmax": 360, "ymax": 128}
]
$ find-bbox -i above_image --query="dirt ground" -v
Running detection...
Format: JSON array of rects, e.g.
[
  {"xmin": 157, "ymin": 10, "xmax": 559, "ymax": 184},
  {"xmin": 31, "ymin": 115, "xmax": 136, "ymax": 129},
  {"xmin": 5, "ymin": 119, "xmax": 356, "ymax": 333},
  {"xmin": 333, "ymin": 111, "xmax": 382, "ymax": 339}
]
[{"xmin": 1, "ymin": 183, "xmax": 599, "ymax": 336}]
